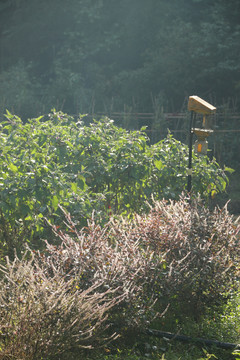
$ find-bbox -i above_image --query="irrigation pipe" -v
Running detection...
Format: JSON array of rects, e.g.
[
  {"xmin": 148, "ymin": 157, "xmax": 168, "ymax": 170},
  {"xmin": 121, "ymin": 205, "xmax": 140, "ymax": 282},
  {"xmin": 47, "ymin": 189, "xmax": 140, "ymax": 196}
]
[{"xmin": 146, "ymin": 329, "xmax": 239, "ymax": 350}]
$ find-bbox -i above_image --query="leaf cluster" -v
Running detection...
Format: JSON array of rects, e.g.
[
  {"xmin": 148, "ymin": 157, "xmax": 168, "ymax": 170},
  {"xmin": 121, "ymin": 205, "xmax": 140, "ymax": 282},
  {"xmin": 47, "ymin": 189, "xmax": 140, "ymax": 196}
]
[{"xmin": 0, "ymin": 111, "xmax": 229, "ymax": 259}]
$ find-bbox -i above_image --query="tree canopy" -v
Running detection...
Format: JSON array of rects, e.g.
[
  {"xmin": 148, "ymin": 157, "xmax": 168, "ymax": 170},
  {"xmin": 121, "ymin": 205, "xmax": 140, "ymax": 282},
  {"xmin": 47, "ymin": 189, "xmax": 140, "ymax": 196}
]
[{"xmin": 0, "ymin": 0, "xmax": 240, "ymax": 118}]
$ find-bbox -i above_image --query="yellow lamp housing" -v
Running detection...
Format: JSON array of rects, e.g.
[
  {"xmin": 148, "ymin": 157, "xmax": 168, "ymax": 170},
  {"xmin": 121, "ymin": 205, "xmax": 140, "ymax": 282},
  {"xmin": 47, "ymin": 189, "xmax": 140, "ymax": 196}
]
[
  {"xmin": 194, "ymin": 139, "xmax": 208, "ymax": 155},
  {"xmin": 188, "ymin": 96, "xmax": 216, "ymax": 115},
  {"xmin": 193, "ymin": 128, "xmax": 214, "ymax": 155}
]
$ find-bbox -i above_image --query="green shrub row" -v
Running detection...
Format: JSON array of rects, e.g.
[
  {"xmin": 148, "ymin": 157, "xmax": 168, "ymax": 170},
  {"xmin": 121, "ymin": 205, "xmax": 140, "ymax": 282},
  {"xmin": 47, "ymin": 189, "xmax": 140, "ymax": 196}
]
[
  {"xmin": 0, "ymin": 111, "xmax": 231, "ymax": 257},
  {"xmin": 0, "ymin": 111, "xmax": 230, "ymax": 259}
]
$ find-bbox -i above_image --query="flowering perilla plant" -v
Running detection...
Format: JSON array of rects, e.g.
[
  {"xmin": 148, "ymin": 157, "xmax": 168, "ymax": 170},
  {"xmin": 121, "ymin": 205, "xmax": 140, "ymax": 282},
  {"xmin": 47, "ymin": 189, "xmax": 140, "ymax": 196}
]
[
  {"xmin": 43, "ymin": 206, "xmax": 166, "ymax": 330},
  {"xmin": 0, "ymin": 197, "xmax": 239, "ymax": 358},
  {"xmin": 0, "ymin": 251, "xmax": 124, "ymax": 359},
  {"xmin": 126, "ymin": 195, "xmax": 240, "ymax": 315},
  {"xmin": 0, "ymin": 206, "xmax": 166, "ymax": 359}
]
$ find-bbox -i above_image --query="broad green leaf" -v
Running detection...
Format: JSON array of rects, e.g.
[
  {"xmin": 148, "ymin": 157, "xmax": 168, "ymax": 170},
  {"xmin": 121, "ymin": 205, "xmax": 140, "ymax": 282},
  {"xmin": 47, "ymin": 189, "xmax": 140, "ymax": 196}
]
[
  {"xmin": 224, "ymin": 166, "xmax": 235, "ymax": 174},
  {"xmin": 154, "ymin": 159, "xmax": 164, "ymax": 170},
  {"xmin": 71, "ymin": 182, "xmax": 78, "ymax": 192},
  {"xmin": 9, "ymin": 163, "xmax": 18, "ymax": 173},
  {"xmin": 52, "ymin": 195, "xmax": 59, "ymax": 210},
  {"xmin": 25, "ymin": 215, "xmax": 33, "ymax": 221}
]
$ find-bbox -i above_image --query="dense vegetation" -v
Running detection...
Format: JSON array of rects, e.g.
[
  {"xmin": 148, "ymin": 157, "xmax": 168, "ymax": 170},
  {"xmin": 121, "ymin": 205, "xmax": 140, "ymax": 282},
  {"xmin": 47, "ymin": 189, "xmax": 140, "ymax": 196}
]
[
  {"xmin": 1, "ymin": 0, "xmax": 240, "ymax": 170},
  {"xmin": 0, "ymin": 0, "xmax": 240, "ymax": 118},
  {"xmin": 0, "ymin": 112, "xmax": 239, "ymax": 359},
  {"xmin": 0, "ymin": 111, "xmax": 229, "ymax": 259},
  {"xmin": 0, "ymin": 196, "xmax": 239, "ymax": 359},
  {"xmin": 0, "ymin": 1, "xmax": 239, "ymax": 358}
]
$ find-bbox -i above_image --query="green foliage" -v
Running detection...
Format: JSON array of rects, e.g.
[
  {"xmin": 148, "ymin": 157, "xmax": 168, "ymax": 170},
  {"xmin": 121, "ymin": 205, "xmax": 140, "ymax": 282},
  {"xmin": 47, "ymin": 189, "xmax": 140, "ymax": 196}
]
[
  {"xmin": 147, "ymin": 134, "xmax": 229, "ymax": 200},
  {"xmin": 0, "ymin": 111, "xmax": 230, "ymax": 258},
  {"xmin": 0, "ymin": 111, "xmax": 92, "ymax": 258},
  {"xmin": 233, "ymin": 350, "xmax": 240, "ymax": 360},
  {"xmin": 1, "ymin": 0, "xmax": 240, "ymax": 173}
]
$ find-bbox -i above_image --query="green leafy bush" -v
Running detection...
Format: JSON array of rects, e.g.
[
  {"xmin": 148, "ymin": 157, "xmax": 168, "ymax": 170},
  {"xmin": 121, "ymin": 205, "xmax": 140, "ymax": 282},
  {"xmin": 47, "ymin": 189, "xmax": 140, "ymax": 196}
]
[
  {"xmin": 0, "ymin": 111, "xmax": 93, "ymax": 258},
  {"xmin": 0, "ymin": 111, "xmax": 229, "ymax": 259},
  {"xmin": 147, "ymin": 135, "xmax": 229, "ymax": 200}
]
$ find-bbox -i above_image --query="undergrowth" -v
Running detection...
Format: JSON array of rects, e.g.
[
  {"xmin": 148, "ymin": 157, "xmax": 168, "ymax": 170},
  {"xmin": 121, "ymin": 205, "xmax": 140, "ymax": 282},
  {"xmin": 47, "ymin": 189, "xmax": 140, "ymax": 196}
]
[{"xmin": 0, "ymin": 196, "xmax": 239, "ymax": 359}]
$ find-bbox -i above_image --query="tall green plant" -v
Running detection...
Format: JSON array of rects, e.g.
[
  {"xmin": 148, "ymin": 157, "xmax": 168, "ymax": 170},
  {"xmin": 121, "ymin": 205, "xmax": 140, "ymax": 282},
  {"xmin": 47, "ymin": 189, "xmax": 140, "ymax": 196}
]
[
  {"xmin": 147, "ymin": 134, "xmax": 230, "ymax": 200},
  {"xmin": 0, "ymin": 111, "xmax": 230, "ymax": 258},
  {"xmin": 0, "ymin": 111, "xmax": 92, "ymax": 258}
]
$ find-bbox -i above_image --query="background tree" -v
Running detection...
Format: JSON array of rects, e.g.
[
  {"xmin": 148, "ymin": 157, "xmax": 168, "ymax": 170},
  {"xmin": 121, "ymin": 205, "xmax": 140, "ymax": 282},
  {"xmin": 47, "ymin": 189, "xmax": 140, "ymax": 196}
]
[{"xmin": 0, "ymin": 0, "xmax": 240, "ymax": 116}]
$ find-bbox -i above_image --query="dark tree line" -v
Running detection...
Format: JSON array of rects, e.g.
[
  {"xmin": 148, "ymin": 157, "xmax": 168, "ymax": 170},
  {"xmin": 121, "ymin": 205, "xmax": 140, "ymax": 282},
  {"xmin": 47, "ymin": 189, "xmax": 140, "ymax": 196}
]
[{"xmin": 0, "ymin": 0, "xmax": 240, "ymax": 119}]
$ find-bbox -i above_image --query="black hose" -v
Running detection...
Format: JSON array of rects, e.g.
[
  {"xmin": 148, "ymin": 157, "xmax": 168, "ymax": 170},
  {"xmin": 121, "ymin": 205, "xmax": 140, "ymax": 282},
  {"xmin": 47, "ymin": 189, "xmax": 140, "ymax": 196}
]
[{"xmin": 146, "ymin": 329, "xmax": 239, "ymax": 350}]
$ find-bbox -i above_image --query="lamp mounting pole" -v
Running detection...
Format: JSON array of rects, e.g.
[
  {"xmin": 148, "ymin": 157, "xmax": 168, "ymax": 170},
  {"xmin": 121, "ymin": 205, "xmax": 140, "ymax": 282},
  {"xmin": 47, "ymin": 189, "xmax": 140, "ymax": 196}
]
[
  {"xmin": 187, "ymin": 110, "xmax": 196, "ymax": 193},
  {"xmin": 187, "ymin": 95, "xmax": 216, "ymax": 195}
]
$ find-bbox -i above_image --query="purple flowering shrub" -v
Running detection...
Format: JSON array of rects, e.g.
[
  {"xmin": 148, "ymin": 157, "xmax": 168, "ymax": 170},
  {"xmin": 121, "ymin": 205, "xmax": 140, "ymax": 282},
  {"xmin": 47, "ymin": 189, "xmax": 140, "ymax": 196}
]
[{"xmin": 0, "ymin": 197, "xmax": 239, "ymax": 359}]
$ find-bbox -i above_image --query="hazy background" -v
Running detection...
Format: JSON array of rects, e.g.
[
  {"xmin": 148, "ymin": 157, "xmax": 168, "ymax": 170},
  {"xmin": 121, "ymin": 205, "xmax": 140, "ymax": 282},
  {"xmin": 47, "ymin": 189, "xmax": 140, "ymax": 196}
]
[{"xmin": 0, "ymin": 0, "xmax": 240, "ymax": 119}]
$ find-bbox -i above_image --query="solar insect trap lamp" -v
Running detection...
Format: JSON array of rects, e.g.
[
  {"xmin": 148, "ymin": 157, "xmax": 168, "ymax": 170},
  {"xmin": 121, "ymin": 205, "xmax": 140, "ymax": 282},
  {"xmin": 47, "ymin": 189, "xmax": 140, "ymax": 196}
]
[{"xmin": 187, "ymin": 95, "xmax": 216, "ymax": 193}]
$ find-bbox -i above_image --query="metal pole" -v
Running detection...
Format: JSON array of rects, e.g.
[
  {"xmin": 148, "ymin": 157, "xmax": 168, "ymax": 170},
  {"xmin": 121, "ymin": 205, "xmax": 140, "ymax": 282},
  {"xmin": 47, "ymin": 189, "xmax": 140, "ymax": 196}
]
[
  {"xmin": 146, "ymin": 329, "xmax": 238, "ymax": 350},
  {"xmin": 187, "ymin": 111, "xmax": 195, "ymax": 193}
]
